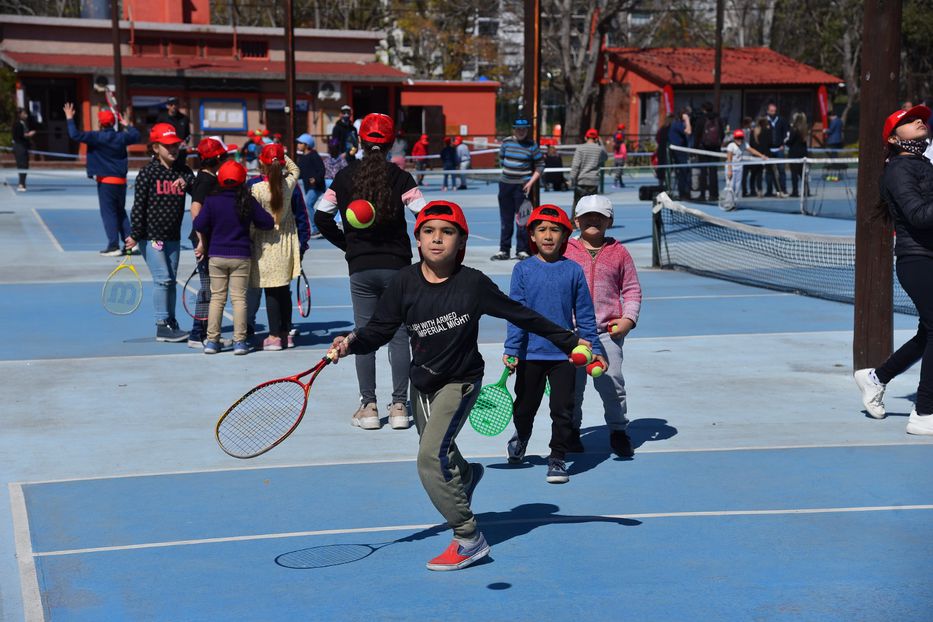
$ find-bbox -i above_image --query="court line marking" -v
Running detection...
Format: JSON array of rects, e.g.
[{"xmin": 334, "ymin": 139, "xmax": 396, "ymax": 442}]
[
  {"xmin": 9, "ymin": 484, "xmax": 45, "ymax": 622},
  {"xmin": 30, "ymin": 504, "xmax": 933, "ymax": 558},
  {"xmin": 30, "ymin": 208, "xmax": 64, "ymax": 253},
  {"xmin": 11, "ymin": 441, "xmax": 931, "ymax": 486}
]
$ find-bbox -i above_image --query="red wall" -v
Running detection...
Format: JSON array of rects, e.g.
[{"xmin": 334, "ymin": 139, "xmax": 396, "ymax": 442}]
[
  {"xmin": 400, "ymin": 83, "xmax": 498, "ymax": 139},
  {"xmin": 124, "ymin": 0, "xmax": 210, "ymax": 24}
]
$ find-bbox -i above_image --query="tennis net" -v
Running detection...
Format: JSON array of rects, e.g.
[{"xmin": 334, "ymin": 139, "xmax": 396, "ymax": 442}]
[{"xmin": 651, "ymin": 193, "xmax": 917, "ymax": 316}]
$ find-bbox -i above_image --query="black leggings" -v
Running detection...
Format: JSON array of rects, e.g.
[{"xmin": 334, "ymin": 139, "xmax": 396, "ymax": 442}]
[
  {"xmin": 512, "ymin": 359, "xmax": 576, "ymax": 459},
  {"xmin": 264, "ymin": 285, "xmax": 292, "ymax": 339},
  {"xmin": 875, "ymin": 255, "xmax": 933, "ymax": 413}
]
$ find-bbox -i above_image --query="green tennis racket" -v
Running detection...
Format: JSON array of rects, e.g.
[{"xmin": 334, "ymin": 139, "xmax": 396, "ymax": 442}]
[{"xmin": 469, "ymin": 360, "xmax": 515, "ymax": 436}]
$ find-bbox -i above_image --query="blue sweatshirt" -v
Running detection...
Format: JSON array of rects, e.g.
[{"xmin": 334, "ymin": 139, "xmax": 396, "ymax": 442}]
[
  {"xmin": 193, "ymin": 189, "xmax": 274, "ymax": 259},
  {"xmin": 504, "ymin": 256, "xmax": 604, "ymax": 360},
  {"xmin": 66, "ymin": 119, "xmax": 140, "ymax": 178}
]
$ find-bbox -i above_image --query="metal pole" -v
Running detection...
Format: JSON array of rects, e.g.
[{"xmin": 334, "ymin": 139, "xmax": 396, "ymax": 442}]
[
  {"xmin": 853, "ymin": 0, "xmax": 902, "ymax": 370},
  {"xmin": 713, "ymin": 0, "xmax": 723, "ymax": 114},
  {"xmin": 110, "ymin": 0, "xmax": 124, "ymax": 109},
  {"xmin": 524, "ymin": 0, "xmax": 541, "ymax": 206},
  {"xmin": 284, "ymin": 0, "xmax": 297, "ymax": 151}
]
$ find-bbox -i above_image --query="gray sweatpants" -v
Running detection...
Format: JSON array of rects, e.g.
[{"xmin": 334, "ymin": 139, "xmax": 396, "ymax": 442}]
[
  {"xmin": 350, "ymin": 269, "xmax": 410, "ymax": 405},
  {"xmin": 572, "ymin": 332, "xmax": 629, "ymax": 431},
  {"xmin": 412, "ymin": 380, "xmax": 481, "ymax": 539}
]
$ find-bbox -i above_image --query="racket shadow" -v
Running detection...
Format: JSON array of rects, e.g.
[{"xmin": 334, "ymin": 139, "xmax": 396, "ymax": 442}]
[{"xmin": 275, "ymin": 524, "xmax": 447, "ymax": 570}]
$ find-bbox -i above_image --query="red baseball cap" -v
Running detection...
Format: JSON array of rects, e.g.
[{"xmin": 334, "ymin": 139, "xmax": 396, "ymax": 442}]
[
  {"xmin": 414, "ymin": 201, "xmax": 469, "ymax": 264},
  {"xmin": 419, "ymin": 134, "xmax": 429, "ymax": 142},
  {"xmin": 526, "ymin": 204, "xmax": 572, "ymax": 255},
  {"xmin": 217, "ymin": 160, "xmax": 247, "ymax": 187},
  {"xmin": 149, "ymin": 123, "xmax": 182, "ymax": 145},
  {"xmin": 98, "ymin": 110, "xmax": 115, "ymax": 127},
  {"xmin": 585, "ymin": 128, "xmax": 599, "ymax": 139},
  {"xmin": 617, "ymin": 123, "xmax": 626, "ymax": 130},
  {"xmin": 197, "ymin": 137, "xmax": 226, "ymax": 160},
  {"xmin": 359, "ymin": 113, "xmax": 394, "ymax": 144},
  {"xmin": 733, "ymin": 129, "xmax": 745, "ymax": 139},
  {"xmin": 259, "ymin": 143, "xmax": 285, "ymax": 165},
  {"xmin": 882, "ymin": 105, "xmax": 931, "ymax": 142}
]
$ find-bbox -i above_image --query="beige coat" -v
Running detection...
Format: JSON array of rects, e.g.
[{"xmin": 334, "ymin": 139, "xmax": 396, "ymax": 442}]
[{"xmin": 249, "ymin": 156, "xmax": 301, "ymax": 288}]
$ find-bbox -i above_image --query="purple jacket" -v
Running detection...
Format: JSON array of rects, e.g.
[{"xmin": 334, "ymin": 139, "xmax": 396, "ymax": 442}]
[{"xmin": 193, "ymin": 190, "xmax": 274, "ymax": 259}]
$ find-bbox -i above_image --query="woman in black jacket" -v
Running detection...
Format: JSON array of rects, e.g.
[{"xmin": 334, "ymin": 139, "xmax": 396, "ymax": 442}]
[
  {"xmin": 12, "ymin": 108, "xmax": 36, "ymax": 191},
  {"xmin": 853, "ymin": 105, "xmax": 933, "ymax": 435}
]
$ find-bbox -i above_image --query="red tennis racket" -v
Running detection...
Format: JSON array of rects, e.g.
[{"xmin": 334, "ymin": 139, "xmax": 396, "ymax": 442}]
[
  {"xmin": 215, "ymin": 335, "xmax": 353, "ymax": 458},
  {"xmin": 295, "ymin": 269, "xmax": 311, "ymax": 318}
]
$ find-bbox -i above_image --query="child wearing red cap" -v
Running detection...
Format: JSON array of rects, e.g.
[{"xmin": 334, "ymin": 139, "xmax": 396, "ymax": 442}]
[
  {"xmin": 248, "ymin": 143, "xmax": 302, "ymax": 351},
  {"xmin": 503, "ymin": 204, "xmax": 605, "ymax": 484},
  {"xmin": 411, "ymin": 133, "xmax": 430, "ymax": 185},
  {"xmin": 125, "ymin": 123, "xmax": 195, "ymax": 343},
  {"xmin": 193, "ymin": 161, "xmax": 274, "ymax": 355},
  {"xmin": 329, "ymin": 200, "xmax": 592, "ymax": 571},
  {"xmin": 612, "ymin": 124, "xmax": 627, "ymax": 188}
]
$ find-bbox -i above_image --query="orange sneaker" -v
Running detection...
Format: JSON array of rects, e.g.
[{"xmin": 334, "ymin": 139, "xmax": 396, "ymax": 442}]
[{"xmin": 426, "ymin": 533, "xmax": 490, "ymax": 571}]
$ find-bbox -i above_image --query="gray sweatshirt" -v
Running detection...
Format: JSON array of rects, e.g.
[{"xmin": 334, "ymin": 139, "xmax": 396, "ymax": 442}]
[{"xmin": 570, "ymin": 141, "xmax": 608, "ymax": 187}]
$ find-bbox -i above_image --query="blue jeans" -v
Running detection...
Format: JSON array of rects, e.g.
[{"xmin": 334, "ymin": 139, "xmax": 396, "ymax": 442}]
[
  {"xmin": 97, "ymin": 182, "xmax": 130, "ymax": 249},
  {"xmin": 304, "ymin": 188, "xmax": 322, "ymax": 234},
  {"xmin": 140, "ymin": 240, "xmax": 181, "ymax": 323},
  {"xmin": 496, "ymin": 182, "xmax": 531, "ymax": 254}
]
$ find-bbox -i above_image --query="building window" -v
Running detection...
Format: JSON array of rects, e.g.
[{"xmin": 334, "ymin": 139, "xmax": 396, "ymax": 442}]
[
  {"xmin": 239, "ymin": 40, "xmax": 268, "ymax": 59},
  {"xmin": 135, "ymin": 37, "xmax": 163, "ymax": 56},
  {"xmin": 477, "ymin": 18, "xmax": 498, "ymax": 37}
]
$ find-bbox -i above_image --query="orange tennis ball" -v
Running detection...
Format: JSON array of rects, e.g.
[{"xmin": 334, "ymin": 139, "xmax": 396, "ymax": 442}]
[
  {"xmin": 346, "ymin": 199, "xmax": 375, "ymax": 229},
  {"xmin": 570, "ymin": 345, "xmax": 593, "ymax": 367},
  {"xmin": 587, "ymin": 360, "xmax": 606, "ymax": 377}
]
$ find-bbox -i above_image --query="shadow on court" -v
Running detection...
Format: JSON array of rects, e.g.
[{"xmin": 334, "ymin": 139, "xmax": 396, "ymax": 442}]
[{"xmin": 273, "ymin": 503, "xmax": 641, "ymax": 570}]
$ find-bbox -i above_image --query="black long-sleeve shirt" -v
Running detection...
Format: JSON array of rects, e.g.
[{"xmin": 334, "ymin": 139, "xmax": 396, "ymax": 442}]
[
  {"xmin": 348, "ymin": 264, "xmax": 579, "ymax": 393},
  {"xmin": 131, "ymin": 158, "xmax": 195, "ymax": 242}
]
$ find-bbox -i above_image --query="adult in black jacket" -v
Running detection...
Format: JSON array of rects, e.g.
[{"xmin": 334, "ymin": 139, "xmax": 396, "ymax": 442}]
[
  {"xmin": 765, "ymin": 102, "xmax": 789, "ymax": 196},
  {"xmin": 853, "ymin": 105, "xmax": 933, "ymax": 435},
  {"xmin": 696, "ymin": 102, "xmax": 723, "ymax": 201},
  {"xmin": 786, "ymin": 113, "xmax": 810, "ymax": 197},
  {"xmin": 12, "ymin": 108, "xmax": 36, "ymax": 191},
  {"xmin": 330, "ymin": 105, "xmax": 358, "ymax": 156},
  {"xmin": 155, "ymin": 98, "xmax": 191, "ymax": 146}
]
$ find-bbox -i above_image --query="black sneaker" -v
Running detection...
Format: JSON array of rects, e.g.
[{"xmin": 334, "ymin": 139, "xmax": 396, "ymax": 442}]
[
  {"xmin": 465, "ymin": 463, "xmax": 484, "ymax": 505},
  {"xmin": 156, "ymin": 321, "xmax": 189, "ymax": 343},
  {"xmin": 546, "ymin": 457, "xmax": 569, "ymax": 484},
  {"xmin": 100, "ymin": 246, "xmax": 122, "ymax": 256},
  {"xmin": 507, "ymin": 433, "xmax": 528, "ymax": 464},
  {"xmin": 610, "ymin": 430, "xmax": 635, "ymax": 458},
  {"xmin": 490, "ymin": 251, "xmax": 510, "ymax": 261}
]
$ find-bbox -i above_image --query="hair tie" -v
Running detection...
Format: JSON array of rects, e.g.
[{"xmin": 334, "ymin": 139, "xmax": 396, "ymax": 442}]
[{"xmin": 371, "ymin": 145, "xmax": 382, "ymax": 152}]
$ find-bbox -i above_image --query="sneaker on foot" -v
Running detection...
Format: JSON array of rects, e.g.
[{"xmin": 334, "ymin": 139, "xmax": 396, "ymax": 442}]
[
  {"xmin": 610, "ymin": 430, "xmax": 635, "ymax": 458},
  {"xmin": 100, "ymin": 246, "xmax": 123, "ymax": 256},
  {"xmin": 187, "ymin": 338, "xmax": 205, "ymax": 350},
  {"xmin": 490, "ymin": 251, "xmax": 510, "ymax": 261},
  {"xmin": 854, "ymin": 368, "xmax": 886, "ymax": 418},
  {"xmin": 351, "ymin": 402, "xmax": 381, "ymax": 429},
  {"xmin": 388, "ymin": 402, "xmax": 410, "ymax": 429},
  {"xmin": 907, "ymin": 409, "xmax": 933, "ymax": 435},
  {"xmin": 426, "ymin": 533, "xmax": 490, "ymax": 571},
  {"xmin": 546, "ymin": 457, "xmax": 569, "ymax": 484},
  {"xmin": 286, "ymin": 333, "xmax": 295, "ymax": 348},
  {"xmin": 465, "ymin": 463, "xmax": 484, "ymax": 505},
  {"xmin": 233, "ymin": 341, "xmax": 250, "ymax": 355},
  {"xmin": 156, "ymin": 321, "xmax": 189, "ymax": 343},
  {"xmin": 16, "ymin": 185, "xmax": 26, "ymax": 192},
  {"xmin": 507, "ymin": 433, "xmax": 528, "ymax": 464},
  {"xmin": 262, "ymin": 336, "xmax": 283, "ymax": 351},
  {"xmin": 515, "ymin": 251, "xmax": 530, "ymax": 260},
  {"xmin": 203, "ymin": 340, "xmax": 221, "ymax": 354}
]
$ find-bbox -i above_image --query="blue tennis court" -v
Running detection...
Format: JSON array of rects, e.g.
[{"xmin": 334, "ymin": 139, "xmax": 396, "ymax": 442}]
[{"xmin": 1, "ymin": 175, "xmax": 931, "ymax": 621}]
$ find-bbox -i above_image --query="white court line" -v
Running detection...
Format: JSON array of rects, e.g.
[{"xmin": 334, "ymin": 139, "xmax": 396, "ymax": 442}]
[
  {"xmin": 30, "ymin": 208, "xmax": 64, "ymax": 253},
  {"xmin": 11, "ymin": 441, "xmax": 930, "ymax": 486},
  {"xmin": 9, "ymin": 484, "xmax": 45, "ymax": 622},
  {"xmin": 645, "ymin": 293, "xmax": 792, "ymax": 301},
  {"xmin": 30, "ymin": 504, "xmax": 933, "ymax": 558}
]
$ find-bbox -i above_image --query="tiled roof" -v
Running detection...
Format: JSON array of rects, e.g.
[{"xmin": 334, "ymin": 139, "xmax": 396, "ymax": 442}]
[
  {"xmin": 0, "ymin": 51, "xmax": 406, "ymax": 82},
  {"xmin": 605, "ymin": 47, "xmax": 842, "ymax": 87}
]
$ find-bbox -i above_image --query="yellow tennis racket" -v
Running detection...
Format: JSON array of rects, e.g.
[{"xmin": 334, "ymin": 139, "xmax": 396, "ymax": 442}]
[{"xmin": 102, "ymin": 255, "xmax": 143, "ymax": 315}]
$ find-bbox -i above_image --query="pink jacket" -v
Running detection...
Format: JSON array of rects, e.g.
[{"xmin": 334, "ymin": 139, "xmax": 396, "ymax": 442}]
[{"xmin": 564, "ymin": 237, "xmax": 642, "ymax": 333}]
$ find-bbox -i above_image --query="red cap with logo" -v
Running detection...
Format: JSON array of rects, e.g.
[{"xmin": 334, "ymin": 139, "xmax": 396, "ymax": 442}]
[
  {"xmin": 359, "ymin": 113, "xmax": 395, "ymax": 145},
  {"xmin": 585, "ymin": 128, "xmax": 599, "ymax": 139},
  {"xmin": 526, "ymin": 204, "xmax": 573, "ymax": 255},
  {"xmin": 882, "ymin": 105, "xmax": 931, "ymax": 142},
  {"xmin": 413, "ymin": 200, "xmax": 470, "ymax": 264},
  {"xmin": 98, "ymin": 110, "xmax": 116, "ymax": 127},
  {"xmin": 217, "ymin": 160, "xmax": 247, "ymax": 187},
  {"xmin": 197, "ymin": 137, "xmax": 226, "ymax": 160},
  {"xmin": 149, "ymin": 123, "xmax": 183, "ymax": 145},
  {"xmin": 259, "ymin": 143, "xmax": 285, "ymax": 165}
]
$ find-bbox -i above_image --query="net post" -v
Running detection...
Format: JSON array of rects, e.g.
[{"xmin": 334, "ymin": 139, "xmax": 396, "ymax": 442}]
[{"xmin": 853, "ymin": 0, "xmax": 900, "ymax": 371}]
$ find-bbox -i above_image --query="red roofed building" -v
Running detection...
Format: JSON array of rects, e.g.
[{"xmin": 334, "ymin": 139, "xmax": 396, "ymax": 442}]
[{"xmin": 600, "ymin": 47, "xmax": 843, "ymax": 144}]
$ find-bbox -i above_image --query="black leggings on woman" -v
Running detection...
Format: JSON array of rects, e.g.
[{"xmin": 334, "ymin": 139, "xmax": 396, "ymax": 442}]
[
  {"xmin": 263, "ymin": 285, "xmax": 292, "ymax": 339},
  {"xmin": 875, "ymin": 255, "xmax": 933, "ymax": 413},
  {"xmin": 512, "ymin": 359, "xmax": 576, "ymax": 459}
]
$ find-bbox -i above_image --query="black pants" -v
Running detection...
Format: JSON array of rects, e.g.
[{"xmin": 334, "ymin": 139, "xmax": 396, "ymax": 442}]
[
  {"xmin": 672, "ymin": 151, "xmax": 690, "ymax": 199},
  {"xmin": 13, "ymin": 143, "xmax": 28, "ymax": 187},
  {"xmin": 189, "ymin": 259, "xmax": 211, "ymax": 343},
  {"xmin": 748, "ymin": 164, "xmax": 763, "ymax": 194},
  {"xmin": 264, "ymin": 285, "xmax": 292, "ymax": 339},
  {"xmin": 512, "ymin": 359, "xmax": 576, "ymax": 459},
  {"xmin": 741, "ymin": 163, "xmax": 751, "ymax": 195},
  {"xmin": 875, "ymin": 255, "xmax": 933, "ymax": 413},
  {"xmin": 790, "ymin": 162, "xmax": 806, "ymax": 195},
  {"xmin": 698, "ymin": 151, "xmax": 719, "ymax": 199},
  {"xmin": 497, "ymin": 182, "xmax": 530, "ymax": 255}
]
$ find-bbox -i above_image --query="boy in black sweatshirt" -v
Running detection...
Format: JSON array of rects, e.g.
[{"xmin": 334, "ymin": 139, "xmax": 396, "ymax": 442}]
[{"xmin": 330, "ymin": 200, "xmax": 591, "ymax": 571}]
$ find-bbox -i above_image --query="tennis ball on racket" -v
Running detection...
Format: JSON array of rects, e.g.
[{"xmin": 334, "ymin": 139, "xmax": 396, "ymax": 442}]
[
  {"xmin": 570, "ymin": 345, "xmax": 593, "ymax": 367},
  {"xmin": 587, "ymin": 360, "xmax": 606, "ymax": 378},
  {"xmin": 346, "ymin": 199, "xmax": 375, "ymax": 229}
]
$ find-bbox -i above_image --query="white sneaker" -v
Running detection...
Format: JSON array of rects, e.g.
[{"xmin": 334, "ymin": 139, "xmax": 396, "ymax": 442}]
[
  {"xmin": 853, "ymin": 368, "xmax": 886, "ymax": 419},
  {"xmin": 906, "ymin": 409, "xmax": 933, "ymax": 435},
  {"xmin": 388, "ymin": 402, "xmax": 410, "ymax": 429},
  {"xmin": 351, "ymin": 402, "xmax": 381, "ymax": 430}
]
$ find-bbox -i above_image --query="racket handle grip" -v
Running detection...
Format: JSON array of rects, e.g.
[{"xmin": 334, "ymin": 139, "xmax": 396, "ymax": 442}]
[{"xmin": 326, "ymin": 331, "xmax": 356, "ymax": 362}]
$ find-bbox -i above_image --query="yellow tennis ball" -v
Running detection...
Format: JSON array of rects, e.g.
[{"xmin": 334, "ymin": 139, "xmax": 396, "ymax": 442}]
[{"xmin": 346, "ymin": 199, "xmax": 375, "ymax": 229}]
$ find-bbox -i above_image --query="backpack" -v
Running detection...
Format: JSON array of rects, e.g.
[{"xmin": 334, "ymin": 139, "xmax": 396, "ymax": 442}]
[{"xmin": 701, "ymin": 117, "xmax": 722, "ymax": 148}]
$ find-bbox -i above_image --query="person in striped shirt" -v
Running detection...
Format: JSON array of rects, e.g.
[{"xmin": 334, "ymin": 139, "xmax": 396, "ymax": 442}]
[{"xmin": 493, "ymin": 118, "xmax": 545, "ymax": 261}]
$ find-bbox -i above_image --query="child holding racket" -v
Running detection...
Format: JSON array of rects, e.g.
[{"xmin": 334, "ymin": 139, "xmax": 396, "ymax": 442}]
[
  {"xmin": 125, "ymin": 123, "xmax": 195, "ymax": 343},
  {"xmin": 315, "ymin": 113, "xmax": 427, "ymax": 431},
  {"xmin": 503, "ymin": 205, "xmax": 606, "ymax": 484},
  {"xmin": 193, "ymin": 161, "xmax": 274, "ymax": 355},
  {"xmin": 330, "ymin": 200, "xmax": 592, "ymax": 571},
  {"xmin": 564, "ymin": 195, "xmax": 642, "ymax": 458},
  {"xmin": 249, "ymin": 143, "xmax": 301, "ymax": 351}
]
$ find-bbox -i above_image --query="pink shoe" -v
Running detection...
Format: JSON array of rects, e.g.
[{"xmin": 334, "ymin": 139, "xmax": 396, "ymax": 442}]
[{"xmin": 262, "ymin": 336, "xmax": 283, "ymax": 351}]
